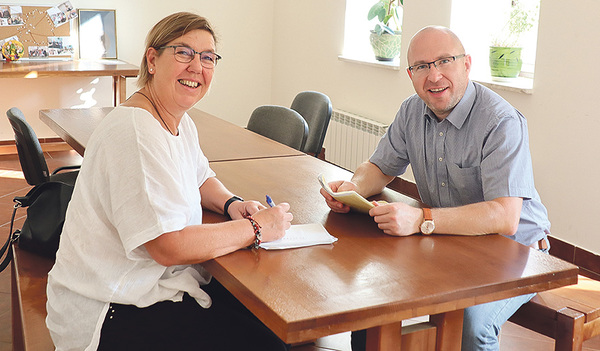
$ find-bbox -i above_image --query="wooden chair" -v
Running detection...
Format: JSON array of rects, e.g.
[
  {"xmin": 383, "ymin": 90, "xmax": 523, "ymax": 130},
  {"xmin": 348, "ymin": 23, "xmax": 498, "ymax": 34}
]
[{"xmin": 508, "ymin": 274, "xmax": 600, "ymax": 350}]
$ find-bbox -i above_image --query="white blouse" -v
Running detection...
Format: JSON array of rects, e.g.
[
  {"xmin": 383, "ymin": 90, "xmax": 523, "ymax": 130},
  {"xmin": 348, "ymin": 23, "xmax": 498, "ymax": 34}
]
[{"xmin": 47, "ymin": 107, "xmax": 215, "ymax": 351}]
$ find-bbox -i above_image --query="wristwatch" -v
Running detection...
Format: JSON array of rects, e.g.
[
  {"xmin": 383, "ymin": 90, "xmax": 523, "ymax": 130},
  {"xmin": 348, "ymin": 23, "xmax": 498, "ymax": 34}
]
[{"xmin": 420, "ymin": 208, "xmax": 435, "ymax": 235}]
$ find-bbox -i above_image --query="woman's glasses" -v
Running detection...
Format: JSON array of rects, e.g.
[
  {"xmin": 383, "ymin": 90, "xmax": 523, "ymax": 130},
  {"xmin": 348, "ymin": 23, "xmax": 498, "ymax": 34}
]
[{"xmin": 159, "ymin": 45, "xmax": 222, "ymax": 69}]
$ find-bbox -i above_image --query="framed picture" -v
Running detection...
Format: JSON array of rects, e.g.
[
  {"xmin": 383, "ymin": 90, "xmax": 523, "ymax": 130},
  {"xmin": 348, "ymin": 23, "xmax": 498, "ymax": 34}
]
[{"xmin": 77, "ymin": 9, "xmax": 117, "ymax": 59}]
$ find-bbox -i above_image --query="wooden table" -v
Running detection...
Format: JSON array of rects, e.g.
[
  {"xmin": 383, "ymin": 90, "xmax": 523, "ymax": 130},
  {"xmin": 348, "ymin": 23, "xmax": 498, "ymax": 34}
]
[
  {"xmin": 39, "ymin": 107, "xmax": 305, "ymax": 161},
  {"xmin": 32, "ymin": 108, "xmax": 579, "ymax": 350},
  {"xmin": 202, "ymin": 155, "xmax": 579, "ymax": 350},
  {"xmin": 0, "ymin": 59, "xmax": 139, "ymax": 106}
]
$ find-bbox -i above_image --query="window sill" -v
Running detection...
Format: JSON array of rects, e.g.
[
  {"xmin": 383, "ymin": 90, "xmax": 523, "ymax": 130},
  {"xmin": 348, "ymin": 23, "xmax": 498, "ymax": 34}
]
[
  {"xmin": 338, "ymin": 55, "xmax": 402, "ymax": 71},
  {"xmin": 473, "ymin": 74, "xmax": 533, "ymax": 95}
]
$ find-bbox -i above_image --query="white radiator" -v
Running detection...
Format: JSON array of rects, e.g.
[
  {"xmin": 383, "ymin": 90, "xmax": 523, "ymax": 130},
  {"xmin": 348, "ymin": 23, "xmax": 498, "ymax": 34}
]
[{"xmin": 323, "ymin": 109, "xmax": 388, "ymax": 172}]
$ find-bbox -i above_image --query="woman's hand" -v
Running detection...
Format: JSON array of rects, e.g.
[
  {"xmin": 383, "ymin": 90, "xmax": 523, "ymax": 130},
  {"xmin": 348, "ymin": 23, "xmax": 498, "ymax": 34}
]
[
  {"xmin": 252, "ymin": 203, "xmax": 293, "ymax": 242},
  {"xmin": 227, "ymin": 200, "xmax": 265, "ymax": 219}
]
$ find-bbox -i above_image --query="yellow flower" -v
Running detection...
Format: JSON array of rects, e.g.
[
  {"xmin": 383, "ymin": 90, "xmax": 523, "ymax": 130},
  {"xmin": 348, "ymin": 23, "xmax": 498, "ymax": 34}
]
[{"xmin": 2, "ymin": 40, "xmax": 24, "ymax": 61}]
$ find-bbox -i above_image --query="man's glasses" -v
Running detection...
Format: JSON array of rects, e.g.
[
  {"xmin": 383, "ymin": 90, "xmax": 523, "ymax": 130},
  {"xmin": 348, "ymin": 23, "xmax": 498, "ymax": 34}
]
[
  {"xmin": 408, "ymin": 54, "xmax": 466, "ymax": 77},
  {"xmin": 159, "ymin": 45, "xmax": 222, "ymax": 69}
]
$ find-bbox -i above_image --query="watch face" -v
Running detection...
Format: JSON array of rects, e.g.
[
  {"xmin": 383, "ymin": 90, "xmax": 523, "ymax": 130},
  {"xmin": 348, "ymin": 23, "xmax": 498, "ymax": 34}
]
[{"xmin": 421, "ymin": 220, "xmax": 435, "ymax": 235}]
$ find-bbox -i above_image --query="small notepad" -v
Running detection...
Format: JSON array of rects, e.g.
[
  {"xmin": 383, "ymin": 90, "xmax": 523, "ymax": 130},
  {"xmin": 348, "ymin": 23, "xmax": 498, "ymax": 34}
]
[
  {"xmin": 318, "ymin": 173, "xmax": 386, "ymax": 213},
  {"xmin": 259, "ymin": 223, "xmax": 338, "ymax": 250}
]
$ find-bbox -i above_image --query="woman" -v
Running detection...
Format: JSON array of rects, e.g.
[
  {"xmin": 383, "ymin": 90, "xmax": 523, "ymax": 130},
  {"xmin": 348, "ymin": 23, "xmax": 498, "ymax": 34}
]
[{"xmin": 46, "ymin": 12, "xmax": 292, "ymax": 350}]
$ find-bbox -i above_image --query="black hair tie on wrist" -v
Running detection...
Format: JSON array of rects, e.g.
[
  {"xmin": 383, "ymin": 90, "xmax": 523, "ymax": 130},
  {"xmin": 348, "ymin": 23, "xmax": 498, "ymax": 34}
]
[{"xmin": 223, "ymin": 196, "xmax": 244, "ymax": 219}]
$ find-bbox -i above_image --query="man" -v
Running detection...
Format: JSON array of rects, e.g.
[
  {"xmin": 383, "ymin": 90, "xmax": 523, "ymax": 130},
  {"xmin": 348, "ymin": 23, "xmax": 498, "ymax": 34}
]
[{"xmin": 320, "ymin": 26, "xmax": 550, "ymax": 351}]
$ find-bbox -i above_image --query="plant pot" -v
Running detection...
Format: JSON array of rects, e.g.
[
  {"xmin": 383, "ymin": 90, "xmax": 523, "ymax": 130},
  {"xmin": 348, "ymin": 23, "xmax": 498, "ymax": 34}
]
[
  {"xmin": 370, "ymin": 31, "xmax": 401, "ymax": 61},
  {"xmin": 489, "ymin": 46, "xmax": 522, "ymax": 80}
]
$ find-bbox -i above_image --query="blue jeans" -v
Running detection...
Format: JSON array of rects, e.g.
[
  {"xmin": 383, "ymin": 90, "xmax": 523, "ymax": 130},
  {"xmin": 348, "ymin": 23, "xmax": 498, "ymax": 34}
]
[
  {"xmin": 461, "ymin": 292, "xmax": 535, "ymax": 351},
  {"xmin": 461, "ymin": 238, "xmax": 549, "ymax": 351}
]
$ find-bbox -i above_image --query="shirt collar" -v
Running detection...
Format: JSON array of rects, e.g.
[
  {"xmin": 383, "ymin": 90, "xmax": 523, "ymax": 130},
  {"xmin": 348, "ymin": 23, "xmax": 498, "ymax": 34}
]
[{"xmin": 424, "ymin": 81, "xmax": 476, "ymax": 129}]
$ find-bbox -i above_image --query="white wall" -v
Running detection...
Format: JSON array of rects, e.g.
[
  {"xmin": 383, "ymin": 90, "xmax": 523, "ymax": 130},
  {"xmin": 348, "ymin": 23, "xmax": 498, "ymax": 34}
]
[
  {"xmin": 270, "ymin": 0, "xmax": 600, "ymax": 254},
  {"xmin": 2, "ymin": 1, "xmax": 598, "ymax": 254},
  {"xmin": 0, "ymin": 0, "xmax": 274, "ymax": 140}
]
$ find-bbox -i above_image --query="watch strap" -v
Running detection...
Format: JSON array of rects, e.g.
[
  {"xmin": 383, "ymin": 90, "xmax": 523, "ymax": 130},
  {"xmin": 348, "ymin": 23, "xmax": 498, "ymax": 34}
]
[{"xmin": 422, "ymin": 207, "xmax": 433, "ymax": 221}]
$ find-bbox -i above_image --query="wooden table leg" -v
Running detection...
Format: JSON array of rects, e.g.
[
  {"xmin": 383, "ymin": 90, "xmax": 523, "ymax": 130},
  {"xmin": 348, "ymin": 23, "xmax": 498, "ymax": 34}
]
[
  {"xmin": 430, "ymin": 309, "xmax": 464, "ymax": 351},
  {"xmin": 113, "ymin": 75, "xmax": 127, "ymax": 106},
  {"xmin": 366, "ymin": 322, "xmax": 403, "ymax": 351}
]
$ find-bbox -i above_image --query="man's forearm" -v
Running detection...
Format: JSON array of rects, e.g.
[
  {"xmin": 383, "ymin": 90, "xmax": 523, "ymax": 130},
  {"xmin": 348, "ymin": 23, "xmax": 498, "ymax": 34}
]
[
  {"xmin": 352, "ymin": 161, "xmax": 395, "ymax": 198},
  {"xmin": 430, "ymin": 197, "xmax": 522, "ymax": 237}
]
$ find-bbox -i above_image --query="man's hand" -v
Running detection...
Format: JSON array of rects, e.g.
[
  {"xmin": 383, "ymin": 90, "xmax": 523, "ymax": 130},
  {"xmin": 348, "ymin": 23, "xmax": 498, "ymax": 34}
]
[
  {"xmin": 369, "ymin": 202, "xmax": 422, "ymax": 236},
  {"xmin": 320, "ymin": 180, "xmax": 357, "ymax": 213}
]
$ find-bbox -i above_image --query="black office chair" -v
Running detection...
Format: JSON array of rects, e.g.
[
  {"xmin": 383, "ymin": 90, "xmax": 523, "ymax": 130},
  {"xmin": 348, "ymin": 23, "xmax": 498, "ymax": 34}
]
[
  {"xmin": 247, "ymin": 105, "xmax": 309, "ymax": 151},
  {"xmin": 6, "ymin": 107, "xmax": 79, "ymax": 186},
  {"xmin": 290, "ymin": 91, "xmax": 332, "ymax": 157}
]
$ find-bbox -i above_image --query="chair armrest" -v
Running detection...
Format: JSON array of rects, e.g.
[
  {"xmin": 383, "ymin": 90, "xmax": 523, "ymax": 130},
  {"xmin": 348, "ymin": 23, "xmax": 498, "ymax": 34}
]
[{"xmin": 51, "ymin": 165, "xmax": 81, "ymax": 175}]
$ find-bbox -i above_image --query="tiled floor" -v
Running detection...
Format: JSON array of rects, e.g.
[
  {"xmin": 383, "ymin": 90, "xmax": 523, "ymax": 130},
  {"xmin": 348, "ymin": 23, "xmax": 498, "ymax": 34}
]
[{"xmin": 0, "ymin": 149, "xmax": 599, "ymax": 351}]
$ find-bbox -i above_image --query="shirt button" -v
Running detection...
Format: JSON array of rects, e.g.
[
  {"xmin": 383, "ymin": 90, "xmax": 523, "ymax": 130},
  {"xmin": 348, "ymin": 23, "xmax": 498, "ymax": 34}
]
[
  {"xmin": 441, "ymin": 182, "xmax": 446, "ymax": 187},
  {"xmin": 439, "ymin": 132, "xmax": 444, "ymax": 136},
  {"xmin": 438, "ymin": 157, "xmax": 443, "ymax": 162}
]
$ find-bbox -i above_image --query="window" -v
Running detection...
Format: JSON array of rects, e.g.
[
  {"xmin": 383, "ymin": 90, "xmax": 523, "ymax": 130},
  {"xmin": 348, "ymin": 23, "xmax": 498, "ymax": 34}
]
[
  {"xmin": 450, "ymin": 0, "xmax": 540, "ymax": 90},
  {"xmin": 341, "ymin": 0, "xmax": 404, "ymax": 67}
]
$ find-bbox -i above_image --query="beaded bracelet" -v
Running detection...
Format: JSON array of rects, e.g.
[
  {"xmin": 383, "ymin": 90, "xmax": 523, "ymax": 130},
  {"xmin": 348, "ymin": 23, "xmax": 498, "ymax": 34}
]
[{"xmin": 245, "ymin": 216, "xmax": 262, "ymax": 249}]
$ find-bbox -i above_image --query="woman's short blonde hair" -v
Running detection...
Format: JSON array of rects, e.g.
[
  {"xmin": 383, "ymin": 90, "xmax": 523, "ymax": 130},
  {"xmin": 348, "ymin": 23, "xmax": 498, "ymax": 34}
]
[{"xmin": 138, "ymin": 12, "xmax": 217, "ymax": 88}]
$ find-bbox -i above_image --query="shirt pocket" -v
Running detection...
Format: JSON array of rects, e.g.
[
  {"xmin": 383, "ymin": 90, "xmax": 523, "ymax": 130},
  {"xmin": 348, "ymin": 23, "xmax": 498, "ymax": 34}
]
[{"xmin": 447, "ymin": 162, "xmax": 483, "ymax": 204}]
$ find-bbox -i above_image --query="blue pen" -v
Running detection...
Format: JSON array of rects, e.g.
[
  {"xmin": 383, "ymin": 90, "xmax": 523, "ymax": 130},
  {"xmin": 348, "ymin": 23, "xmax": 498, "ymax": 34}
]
[{"xmin": 266, "ymin": 195, "xmax": 275, "ymax": 207}]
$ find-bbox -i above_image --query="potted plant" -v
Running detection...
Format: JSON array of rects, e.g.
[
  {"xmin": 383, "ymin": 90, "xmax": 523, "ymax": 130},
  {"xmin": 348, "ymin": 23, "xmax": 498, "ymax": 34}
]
[
  {"xmin": 489, "ymin": 1, "xmax": 538, "ymax": 80},
  {"xmin": 367, "ymin": 0, "xmax": 402, "ymax": 61}
]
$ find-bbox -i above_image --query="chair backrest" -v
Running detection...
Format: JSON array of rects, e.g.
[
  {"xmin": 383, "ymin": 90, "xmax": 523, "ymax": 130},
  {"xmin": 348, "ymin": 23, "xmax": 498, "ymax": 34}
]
[
  {"xmin": 247, "ymin": 105, "xmax": 309, "ymax": 151},
  {"xmin": 290, "ymin": 91, "xmax": 332, "ymax": 155},
  {"xmin": 6, "ymin": 107, "xmax": 50, "ymax": 185}
]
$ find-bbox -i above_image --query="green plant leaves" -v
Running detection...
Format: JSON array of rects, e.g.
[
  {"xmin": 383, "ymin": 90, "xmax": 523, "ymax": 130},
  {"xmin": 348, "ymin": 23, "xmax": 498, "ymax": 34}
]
[
  {"xmin": 368, "ymin": 2, "xmax": 386, "ymax": 22},
  {"xmin": 368, "ymin": 0, "xmax": 401, "ymax": 34}
]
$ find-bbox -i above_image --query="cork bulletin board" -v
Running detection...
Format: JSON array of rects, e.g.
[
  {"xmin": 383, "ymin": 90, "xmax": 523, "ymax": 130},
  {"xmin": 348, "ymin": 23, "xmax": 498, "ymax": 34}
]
[{"xmin": 0, "ymin": 4, "xmax": 76, "ymax": 58}]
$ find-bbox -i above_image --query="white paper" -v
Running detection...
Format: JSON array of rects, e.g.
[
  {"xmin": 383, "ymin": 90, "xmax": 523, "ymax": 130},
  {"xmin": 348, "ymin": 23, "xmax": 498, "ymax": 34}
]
[{"xmin": 259, "ymin": 223, "xmax": 338, "ymax": 250}]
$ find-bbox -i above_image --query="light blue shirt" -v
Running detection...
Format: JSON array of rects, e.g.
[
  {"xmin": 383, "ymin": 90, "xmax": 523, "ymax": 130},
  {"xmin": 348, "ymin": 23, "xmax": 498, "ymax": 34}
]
[{"xmin": 370, "ymin": 81, "xmax": 550, "ymax": 246}]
